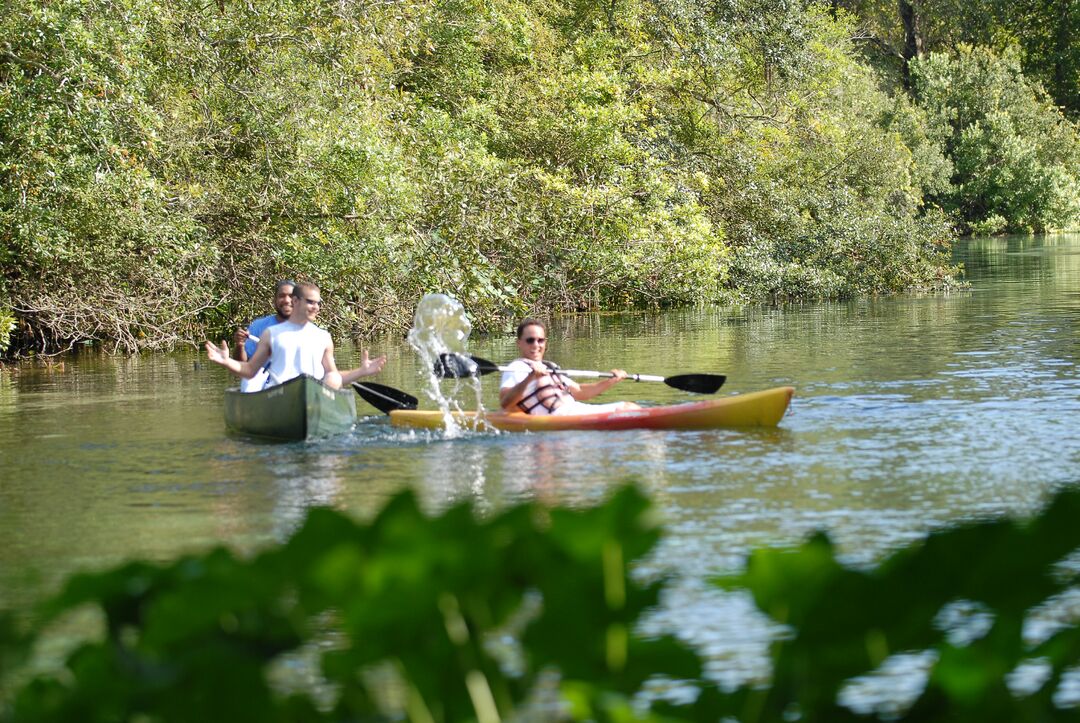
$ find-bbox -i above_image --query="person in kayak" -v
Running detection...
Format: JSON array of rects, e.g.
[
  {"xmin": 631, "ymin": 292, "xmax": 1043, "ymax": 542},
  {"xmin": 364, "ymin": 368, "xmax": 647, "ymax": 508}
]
[
  {"xmin": 233, "ymin": 278, "xmax": 295, "ymax": 392},
  {"xmin": 499, "ymin": 319, "xmax": 641, "ymax": 415},
  {"xmin": 205, "ymin": 281, "xmax": 385, "ymax": 390}
]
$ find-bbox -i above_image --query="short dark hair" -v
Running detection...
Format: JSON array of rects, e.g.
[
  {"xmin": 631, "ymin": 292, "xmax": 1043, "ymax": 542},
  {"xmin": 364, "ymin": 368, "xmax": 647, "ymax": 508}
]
[
  {"xmin": 516, "ymin": 318, "xmax": 546, "ymax": 339},
  {"xmin": 274, "ymin": 279, "xmax": 296, "ymax": 294},
  {"xmin": 291, "ymin": 281, "xmax": 320, "ymax": 298}
]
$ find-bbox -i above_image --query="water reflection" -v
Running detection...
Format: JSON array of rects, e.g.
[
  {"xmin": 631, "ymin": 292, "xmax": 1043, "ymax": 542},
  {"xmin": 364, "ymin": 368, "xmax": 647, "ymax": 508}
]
[
  {"xmin": 228, "ymin": 445, "xmax": 350, "ymax": 540},
  {"xmin": 411, "ymin": 429, "xmax": 673, "ymax": 513}
]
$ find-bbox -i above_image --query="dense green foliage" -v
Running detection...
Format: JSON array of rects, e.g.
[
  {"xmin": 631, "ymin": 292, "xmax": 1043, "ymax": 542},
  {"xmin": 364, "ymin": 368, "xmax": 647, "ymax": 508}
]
[
  {"xmin": 912, "ymin": 47, "xmax": 1080, "ymax": 235},
  {"xmin": 6, "ymin": 0, "xmax": 1078, "ymax": 355},
  {"xmin": 639, "ymin": 1, "xmax": 958, "ymax": 302},
  {"xmin": 1, "ymin": 0, "xmax": 968, "ymax": 355},
  {"xmin": 0, "ymin": 308, "xmax": 13, "ymax": 356},
  {"xmin": 839, "ymin": 0, "xmax": 1080, "ymax": 118},
  {"xmin": 4, "ymin": 484, "xmax": 1080, "ymax": 721},
  {"xmin": 837, "ymin": 0, "xmax": 1080, "ymax": 234}
]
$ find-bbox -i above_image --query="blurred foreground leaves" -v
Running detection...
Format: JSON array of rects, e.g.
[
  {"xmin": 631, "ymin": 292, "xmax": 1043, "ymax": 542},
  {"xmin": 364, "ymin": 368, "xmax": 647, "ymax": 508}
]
[{"xmin": 4, "ymin": 484, "xmax": 1080, "ymax": 722}]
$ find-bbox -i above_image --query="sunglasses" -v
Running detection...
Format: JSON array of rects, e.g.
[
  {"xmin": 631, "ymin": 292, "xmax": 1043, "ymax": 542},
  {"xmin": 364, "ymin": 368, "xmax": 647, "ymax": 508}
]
[
  {"xmin": 524, "ymin": 337, "xmax": 545, "ymax": 344},
  {"xmin": 301, "ymin": 297, "xmax": 322, "ymax": 307}
]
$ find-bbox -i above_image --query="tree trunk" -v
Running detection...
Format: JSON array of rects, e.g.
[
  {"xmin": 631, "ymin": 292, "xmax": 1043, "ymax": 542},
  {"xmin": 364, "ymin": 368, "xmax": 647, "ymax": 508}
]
[
  {"xmin": 1053, "ymin": 0, "xmax": 1074, "ymax": 113},
  {"xmin": 898, "ymin": 0, "xmax": 923, "ymax": 90}
]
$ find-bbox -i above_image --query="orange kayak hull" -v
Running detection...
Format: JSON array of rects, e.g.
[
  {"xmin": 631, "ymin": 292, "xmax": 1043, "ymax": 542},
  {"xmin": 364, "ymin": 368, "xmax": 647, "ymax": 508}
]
[{"xmin": 388, "ymin": 386, "xmax": 794, "ymax": 432}]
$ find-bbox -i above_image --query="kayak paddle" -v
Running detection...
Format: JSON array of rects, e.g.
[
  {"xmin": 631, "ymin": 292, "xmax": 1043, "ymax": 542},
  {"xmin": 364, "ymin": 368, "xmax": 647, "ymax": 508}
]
[
  {"xmin": 249, "ymin": 335, "xmax": 417, "ymax": 413},
  {"xmin": 352, "ymin": 382, "xmax": 418, "ymax": 414},
  {"xmin": 435, "ymin": 353, "xmax": 726, "ymax": 394}
]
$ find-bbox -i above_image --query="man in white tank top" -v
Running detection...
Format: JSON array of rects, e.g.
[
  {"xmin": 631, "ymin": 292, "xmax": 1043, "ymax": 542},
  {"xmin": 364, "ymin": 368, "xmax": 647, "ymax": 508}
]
[{"xmin": 205, "ymin": 282, "xmax": 385, "ymax": 390}]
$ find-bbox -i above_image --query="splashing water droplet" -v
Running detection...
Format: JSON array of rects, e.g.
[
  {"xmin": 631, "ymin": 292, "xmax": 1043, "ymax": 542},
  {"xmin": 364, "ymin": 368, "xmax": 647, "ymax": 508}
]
[
  {"xmin": 406, "ymin": 294, "xmax": 489, "ymax": 435},
  {"xmin": 408, "ymin": 293, "xmax": 472, "ymax": 354}
]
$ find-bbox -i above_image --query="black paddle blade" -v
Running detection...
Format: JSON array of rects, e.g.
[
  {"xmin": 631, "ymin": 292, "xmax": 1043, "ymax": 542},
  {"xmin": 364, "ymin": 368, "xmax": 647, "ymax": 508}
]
[
  {"xmin": 664, "ymin": 373, "xmax": 726, "ymax": 394},
  {"xmin": 352, "ymin": 382, "xmax": 418, "ymax": 414},
  {"xmin": 434, "ymin": 353, "xmax": 498, "ymax": 378}
]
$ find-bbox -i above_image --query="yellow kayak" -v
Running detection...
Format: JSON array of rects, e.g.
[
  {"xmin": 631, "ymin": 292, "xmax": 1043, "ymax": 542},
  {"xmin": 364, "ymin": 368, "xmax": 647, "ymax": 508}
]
[{"xmin": 389, "ymin": 386, "xmax": 794, "ymax": 432}]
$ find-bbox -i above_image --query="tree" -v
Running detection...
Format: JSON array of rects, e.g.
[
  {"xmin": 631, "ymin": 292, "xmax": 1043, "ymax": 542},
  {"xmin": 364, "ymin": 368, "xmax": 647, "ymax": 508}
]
[
  {"xmin": 913, "ymin": 45, "xmax": 1080, "ymax": 234},
  {"xmin": 1, "ymin": 0, "xmax": 965, "ymax": 356},
  {"xmin": 839, "ymin": 0, "xmax": 1080, "ymax": 117}
]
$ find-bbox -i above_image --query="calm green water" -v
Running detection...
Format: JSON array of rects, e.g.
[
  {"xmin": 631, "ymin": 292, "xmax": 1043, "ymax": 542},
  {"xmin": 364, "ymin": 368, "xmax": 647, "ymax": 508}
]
[{"xmin": 2, "ymin": 235, "xmax": 1079, "ymax": 684}]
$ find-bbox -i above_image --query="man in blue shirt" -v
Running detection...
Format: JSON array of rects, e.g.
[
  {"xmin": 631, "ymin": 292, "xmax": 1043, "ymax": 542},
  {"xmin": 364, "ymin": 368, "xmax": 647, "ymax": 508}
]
[
  {"xmin": 233, "ymin": 279, "xmax": 295, "ymax": 359},
  {"xmin": 233, "ymin": 279, "xmax": 295, "ymax": 392}
]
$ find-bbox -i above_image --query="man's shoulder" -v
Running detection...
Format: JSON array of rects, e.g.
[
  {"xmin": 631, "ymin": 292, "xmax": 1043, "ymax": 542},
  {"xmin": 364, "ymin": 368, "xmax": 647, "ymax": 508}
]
[
  {"xmin": 249, "ymin": 314, "xmax": 281, "ymax": 333},
  {"xmin": 268, "ymin": 319, "xmax": 300, "ymax": 333},
  {"xmin": 306, "ymin": 322, "xmax": 331, "ymax": 337},
  {"xmin": 500, "ymin": 359, "xmax": 528, "ymax": 388},
  {"xmin": 296, "ymin": 322, "xmax": 333, "ymax": 346}
]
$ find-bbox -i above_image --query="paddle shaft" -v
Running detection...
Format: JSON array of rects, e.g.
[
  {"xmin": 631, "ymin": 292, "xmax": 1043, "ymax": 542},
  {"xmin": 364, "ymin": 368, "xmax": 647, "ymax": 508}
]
[
  {"xmin": 490, "ymin": 363, "xmax": 664, "ymax": 383},
  {"xmin": 436, "ymin": 353, "xmax": 726, "ymax": 394}
]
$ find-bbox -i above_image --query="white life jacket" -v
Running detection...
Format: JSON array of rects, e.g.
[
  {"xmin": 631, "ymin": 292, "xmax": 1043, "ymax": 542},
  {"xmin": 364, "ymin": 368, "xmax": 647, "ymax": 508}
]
[{"xmin": 514, "ymin": 361, "xmax": 575, "ymax": 414}]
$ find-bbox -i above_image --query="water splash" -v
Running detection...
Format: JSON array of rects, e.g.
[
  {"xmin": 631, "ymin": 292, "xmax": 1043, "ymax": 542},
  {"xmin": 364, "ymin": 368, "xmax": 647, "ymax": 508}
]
[
  {"xmin": 406, "ymin": 294, "xmax": 489, "ymax": 435},
  {"xmin": 408, "ymin": 293, "xmax": 473, "ymax": 355}
]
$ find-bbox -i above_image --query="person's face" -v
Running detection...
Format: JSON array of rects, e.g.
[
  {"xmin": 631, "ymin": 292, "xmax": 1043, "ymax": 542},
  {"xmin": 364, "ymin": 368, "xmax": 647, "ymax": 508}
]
[
  {"xmin": 292, "ymin": 289, "xmax": 322, "ymax": 321},
  {"xmin": 516, "ymin": 324, "xmax": 547, "ymax": 361},
  {"xmin": 274, "ymin": 286, "xmax": 295, "ymax": 318}
]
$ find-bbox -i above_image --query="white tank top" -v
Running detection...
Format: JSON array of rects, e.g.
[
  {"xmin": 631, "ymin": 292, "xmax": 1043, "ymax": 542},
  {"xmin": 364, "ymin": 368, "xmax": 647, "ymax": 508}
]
[{"xmin": 265, "ymin": 321, "xmax": 332, "ymax": 385}]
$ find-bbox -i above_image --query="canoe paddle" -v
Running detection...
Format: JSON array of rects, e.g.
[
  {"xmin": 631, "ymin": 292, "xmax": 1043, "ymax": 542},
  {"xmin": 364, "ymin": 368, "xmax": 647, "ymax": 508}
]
[
  {"xmin": 248, "ymin": 334, "xmax": 418, "ymax": 413},
  {"xmin": 435, "ymin": 353, "xmax": 727, "ymax": 394},
  {"xmin": 352, "ymin": 381, "xmax": 418, "ymax": 413}
]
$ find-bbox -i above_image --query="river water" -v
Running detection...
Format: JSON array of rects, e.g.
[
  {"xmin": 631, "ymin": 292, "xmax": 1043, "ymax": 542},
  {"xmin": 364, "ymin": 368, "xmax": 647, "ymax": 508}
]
[{"xmin": 2, "ymin": 234, "xmax": 1079, "ymax": 687}]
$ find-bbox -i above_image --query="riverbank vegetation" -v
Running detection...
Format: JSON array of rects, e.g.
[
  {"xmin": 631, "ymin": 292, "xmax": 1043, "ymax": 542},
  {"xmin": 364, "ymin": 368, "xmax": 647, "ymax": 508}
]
[
  {"xmin": 4, "ymin": 484, "xmax": 1080, "ymax": 721},
  {"xmin": 2, "ymin": 0, "xmax": 1079, "ymax": 355}
]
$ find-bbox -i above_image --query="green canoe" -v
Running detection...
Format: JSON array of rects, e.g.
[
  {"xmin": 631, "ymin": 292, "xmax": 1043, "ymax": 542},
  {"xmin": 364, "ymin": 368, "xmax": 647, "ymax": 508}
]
[{"xmin": 224, "ymin": 374, "xmax": 356, "ymax": 441}]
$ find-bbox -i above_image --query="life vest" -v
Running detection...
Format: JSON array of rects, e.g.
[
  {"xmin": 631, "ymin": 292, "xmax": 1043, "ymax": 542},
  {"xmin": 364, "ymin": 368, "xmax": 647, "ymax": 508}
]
[{"xmin": 517, "ymin": 361, "xmax": 575, "ymax": 414}]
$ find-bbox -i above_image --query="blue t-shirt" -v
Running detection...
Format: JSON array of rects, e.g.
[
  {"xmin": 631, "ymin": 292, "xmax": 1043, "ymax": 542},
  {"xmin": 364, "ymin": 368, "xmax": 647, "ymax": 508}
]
[{"xmin": 244, "ymin": 314, "xmax": 285, "ymax": 358}]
